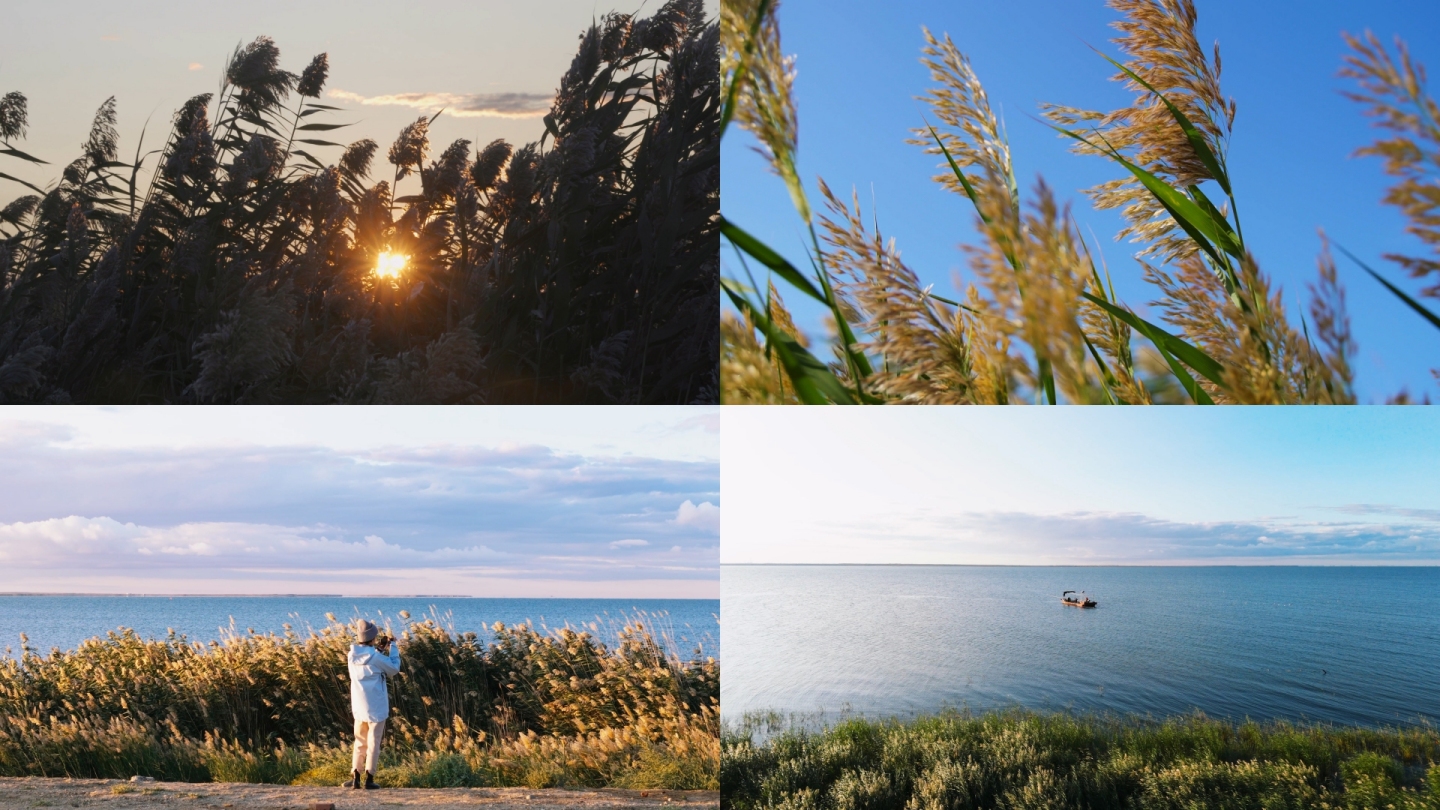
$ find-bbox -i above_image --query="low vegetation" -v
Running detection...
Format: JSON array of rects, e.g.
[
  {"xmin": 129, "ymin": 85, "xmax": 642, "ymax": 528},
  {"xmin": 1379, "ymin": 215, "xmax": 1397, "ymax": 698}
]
[
  {"xmin": 722, "ymin": 709, "xmax": 1440, "ymax": 809},
  {"xmin": 0, "ymin": 614, "xmax": 718, "ymax": 789}
]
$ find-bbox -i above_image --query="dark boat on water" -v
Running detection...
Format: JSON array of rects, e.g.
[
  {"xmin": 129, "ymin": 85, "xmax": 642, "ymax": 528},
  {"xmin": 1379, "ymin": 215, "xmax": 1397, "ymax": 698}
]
[{"xmin": 1061, "ymin": 590, "xmax": 1097, "ymax": 608}]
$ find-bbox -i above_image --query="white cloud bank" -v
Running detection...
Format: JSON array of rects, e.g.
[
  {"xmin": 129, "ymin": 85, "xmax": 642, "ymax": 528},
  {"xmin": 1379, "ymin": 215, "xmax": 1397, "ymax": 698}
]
[
  {"xmin": 674, "ymin": 500, "xmax": 719, "ymax": 533},
  {"xmin": 328, "ymin": 89, "xmax": 552, "ymax": 119},
  {"xmin": 0, "ymin": 516, "xmax": 504, "ymax": 568},
  {"xmin": 0, "ymin": 420, "xmax": 719, "ymax": 597}
]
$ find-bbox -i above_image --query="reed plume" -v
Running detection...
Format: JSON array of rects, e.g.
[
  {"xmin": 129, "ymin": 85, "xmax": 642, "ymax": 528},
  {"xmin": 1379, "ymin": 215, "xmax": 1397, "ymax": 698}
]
[{"xmin": 1342, "ymin": 32, "xmax": 1440, "ymax": 295}]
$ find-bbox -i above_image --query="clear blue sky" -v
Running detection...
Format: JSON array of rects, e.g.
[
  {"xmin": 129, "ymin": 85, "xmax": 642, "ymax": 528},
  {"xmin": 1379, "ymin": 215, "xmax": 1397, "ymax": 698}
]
[
  {"xmin": 722, "ymin": 0, "xmax": 1440, "ymax": 402},
  {"xmin": 0, "ymin": 407, "xmax": 719, "ymax": 597},
  {"xmin": 723, "ymin": 407, "xmax": 1440, "ymax": 565}
]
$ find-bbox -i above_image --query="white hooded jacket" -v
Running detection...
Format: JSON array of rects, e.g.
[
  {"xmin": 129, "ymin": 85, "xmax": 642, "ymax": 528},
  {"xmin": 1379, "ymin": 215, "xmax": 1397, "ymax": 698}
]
[{"xmin": 347, "ymin": 642, "xmax": 401, "ymax": 723}]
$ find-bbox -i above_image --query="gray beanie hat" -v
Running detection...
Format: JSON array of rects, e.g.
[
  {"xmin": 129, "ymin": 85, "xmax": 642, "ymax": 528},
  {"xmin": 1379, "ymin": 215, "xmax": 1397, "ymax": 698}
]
[{"xmin": 355, "ymin": 619, "xmax": 378, "ymax": 643}]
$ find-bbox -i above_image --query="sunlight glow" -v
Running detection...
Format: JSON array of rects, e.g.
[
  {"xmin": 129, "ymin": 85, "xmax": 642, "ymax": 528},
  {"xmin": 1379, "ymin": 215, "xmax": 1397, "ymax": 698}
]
[{"xmin": 374, "ymin": 251, "xmax": 409, "ymax": 280}]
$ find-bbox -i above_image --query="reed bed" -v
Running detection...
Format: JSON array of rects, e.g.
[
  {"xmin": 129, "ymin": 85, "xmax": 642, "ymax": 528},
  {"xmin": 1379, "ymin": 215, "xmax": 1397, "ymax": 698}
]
[
  {"xmin": 0, "ymin": 0, "xmax": 718, "ymax": 404},
  {"xmin": 720, "ymin": 0, "xmax": 1438, "ymax": 404},
  {"xmin": 0, "ymin": 613, "xmax": 718, "ymax": 789},
  {"xmin": 722, "ymin": 709, "xmax": 1440, "ymax": 809}
]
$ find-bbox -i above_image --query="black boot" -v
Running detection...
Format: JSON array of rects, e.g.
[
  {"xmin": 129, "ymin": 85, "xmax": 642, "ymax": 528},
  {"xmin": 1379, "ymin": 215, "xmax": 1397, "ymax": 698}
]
[
  {"xmin": 363, "ymin": 770, "xmax": 378, "ymax": 790},
  {"xmin": 343, "ymin": 768, "xmax": 361, "ymax": 788}
]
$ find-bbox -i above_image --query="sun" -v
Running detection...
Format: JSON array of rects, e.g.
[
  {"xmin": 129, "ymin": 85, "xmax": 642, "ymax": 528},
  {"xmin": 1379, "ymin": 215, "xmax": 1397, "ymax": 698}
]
[{"xmin": 374, "ymin": 251, "xmax": 408, "ymax": 280}]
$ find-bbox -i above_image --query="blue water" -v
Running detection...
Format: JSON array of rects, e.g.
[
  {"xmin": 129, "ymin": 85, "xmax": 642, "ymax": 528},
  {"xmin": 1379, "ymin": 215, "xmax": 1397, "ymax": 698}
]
[
  {"xmin": 0, "ymin": 596, "xmax": 719, "ymax": 660},
  {"xmin": 722, "ymin": 565, "xmax": 1440, "ymax": 728}
]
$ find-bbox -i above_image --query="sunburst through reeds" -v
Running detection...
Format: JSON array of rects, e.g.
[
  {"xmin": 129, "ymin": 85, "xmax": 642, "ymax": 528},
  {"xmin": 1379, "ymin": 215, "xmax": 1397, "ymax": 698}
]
[
  {"xmin": 0, "ymin": 0, "xmax": 719, "ymax": 405},
  {"xmin": 374, "ymin": 251, "xmax": 409, "ymax": 281}
]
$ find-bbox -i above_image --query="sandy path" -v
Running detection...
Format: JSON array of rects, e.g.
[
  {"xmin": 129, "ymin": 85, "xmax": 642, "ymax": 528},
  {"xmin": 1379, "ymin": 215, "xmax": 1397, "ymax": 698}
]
[{"xmin": 0, "ymin": 777, "xmax": 718, "ymax": 810}]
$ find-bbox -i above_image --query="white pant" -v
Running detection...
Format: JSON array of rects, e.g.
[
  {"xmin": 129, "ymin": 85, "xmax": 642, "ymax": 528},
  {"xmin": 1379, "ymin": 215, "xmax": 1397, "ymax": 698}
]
[{"xmin": 351, "ymin": 719, "xmax": 386, "ymax": 774}]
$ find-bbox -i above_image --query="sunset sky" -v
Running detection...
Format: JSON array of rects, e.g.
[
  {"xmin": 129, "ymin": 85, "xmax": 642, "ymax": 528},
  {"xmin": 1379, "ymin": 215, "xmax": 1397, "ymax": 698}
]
[
  {"xmin": 0, "ymin": 406, "xmax": 720, "ymax": 597},
  {"xmin": 723, "ymin": 407, "xmax": 1440, "ymax": 566},
  {"xmin": 2, "ymin": 0, "xmax": 716, "ymax": 197}
]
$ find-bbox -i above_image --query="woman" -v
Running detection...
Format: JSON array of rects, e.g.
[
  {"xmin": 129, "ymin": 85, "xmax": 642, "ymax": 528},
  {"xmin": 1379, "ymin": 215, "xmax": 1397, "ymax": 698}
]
[{"xmin": 344, "ymin": 619, "xmax": 401, "ymax": 789}]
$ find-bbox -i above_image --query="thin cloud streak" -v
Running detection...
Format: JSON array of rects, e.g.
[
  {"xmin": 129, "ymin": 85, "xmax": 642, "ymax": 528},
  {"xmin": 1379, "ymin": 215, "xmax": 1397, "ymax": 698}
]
[
  {"xmin": 757, "ymin": 508, "xmax": 1440, "ymax": 566},
  {"xmin": 328, "ymin": 89, "xmax": 552, "ymax": 119}
]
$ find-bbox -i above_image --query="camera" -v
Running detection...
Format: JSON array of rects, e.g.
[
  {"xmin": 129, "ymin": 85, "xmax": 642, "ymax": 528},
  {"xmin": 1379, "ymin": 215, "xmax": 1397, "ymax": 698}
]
[{"xmin": 375, "ymin": 633, "xmax": 393, "ymax": 651}]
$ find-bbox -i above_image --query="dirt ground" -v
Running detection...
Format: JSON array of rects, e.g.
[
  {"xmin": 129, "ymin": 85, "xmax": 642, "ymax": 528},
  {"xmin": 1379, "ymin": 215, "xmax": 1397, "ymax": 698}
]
[{"xmin": 0, "ymin": 777, "xmax": 719, "ymax": 810}]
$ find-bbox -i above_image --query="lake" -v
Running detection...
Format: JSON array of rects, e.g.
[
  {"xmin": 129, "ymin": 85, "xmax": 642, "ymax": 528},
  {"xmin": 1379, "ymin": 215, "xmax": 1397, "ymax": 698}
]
[
  {"xmin": 0, "ymin": 595, "xmax": 719, "ymax": 660},
  {"xmin": 721, "ymin": 565, "xmax": 1439, "ymax": 728}
]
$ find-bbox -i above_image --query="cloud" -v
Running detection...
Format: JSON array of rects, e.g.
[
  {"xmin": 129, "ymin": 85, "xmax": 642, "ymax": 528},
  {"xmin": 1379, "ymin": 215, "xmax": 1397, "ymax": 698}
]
[
  {"xmin": 0, "ymin": 429, "xmax": 719, "ymax": 593},
  {"xmin": 674, "ymin": 413, "xmax": 720, "ymax": 434},
  {"xmin": 328, "ymin": 89, "xmax": 552, "ymax": 119},
  {"xmin": 1332, "ymin": 504, "xmax": 1440, "ymax": 522},
  {"xmin": 100, "ymin": 35, "xmax": 121, "ymax": 42},
  {"xmin": 674, "ymin": 500, "xmax": 720, "ymax": 533},
  {"xmin": 0, "ymin": 516, "xmax": 505, "ymax": 570},
  {"xmin": 188, "ymin": 63, "xmax": 204, "ymax": 71},
  {"xmin": 769, "ymin": 507, "xmax": 1440, "ymax": 565}
]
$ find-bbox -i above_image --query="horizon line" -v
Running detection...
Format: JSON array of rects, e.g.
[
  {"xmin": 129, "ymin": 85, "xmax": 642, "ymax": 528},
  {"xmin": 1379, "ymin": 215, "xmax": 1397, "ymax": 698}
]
[
  {"xmin": 719, "ymin": 562, "xmax": 1440, "ymax": 568},
  {"xmin": 0, "ymin": 592, "xmax": 720, "ymax": 599}
]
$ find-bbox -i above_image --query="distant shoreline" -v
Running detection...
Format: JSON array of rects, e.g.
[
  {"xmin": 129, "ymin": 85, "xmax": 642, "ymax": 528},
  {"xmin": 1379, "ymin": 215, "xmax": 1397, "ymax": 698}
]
[
  {"xmin": 719, "ymin": 562, "xmax": 1440, "ymax": 568},
  {"xmin": 0, "ymin": 593, "xmax": 719, "ymax": 599}
]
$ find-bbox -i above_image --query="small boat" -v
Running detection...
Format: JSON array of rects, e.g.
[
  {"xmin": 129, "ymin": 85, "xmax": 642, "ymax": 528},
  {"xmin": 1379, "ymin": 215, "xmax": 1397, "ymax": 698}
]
[{"xmin": 1061, "ymin": 590, "xmax": 1097, "ymax": 608}]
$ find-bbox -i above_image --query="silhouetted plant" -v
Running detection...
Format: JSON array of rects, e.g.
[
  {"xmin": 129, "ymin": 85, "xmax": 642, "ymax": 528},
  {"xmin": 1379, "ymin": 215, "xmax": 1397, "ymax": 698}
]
[{"xmin": 0, "ymin": 0, "xmax": 717, "ymax": 403}]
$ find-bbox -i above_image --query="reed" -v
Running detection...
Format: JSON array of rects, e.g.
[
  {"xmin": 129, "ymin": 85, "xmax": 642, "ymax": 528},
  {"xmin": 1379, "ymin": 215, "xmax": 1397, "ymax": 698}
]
[
  {"xmin": 722, "ymin": 709, "xmax": 1440, "ymax": 809},
  {"xmin": 720, "ymin": 0, "xmax": 1436, "ymax": 404},
  {"xmin": 0, "ymin": 613, "xmax": 718, "ymax": 789},
  {"xmin": 0, "ymin": 0, "xmax": 718, "ymax": 404}
]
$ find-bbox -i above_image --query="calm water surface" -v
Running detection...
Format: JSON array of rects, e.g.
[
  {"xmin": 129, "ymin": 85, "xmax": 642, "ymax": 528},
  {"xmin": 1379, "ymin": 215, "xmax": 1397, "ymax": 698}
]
[
  {"xmin": 0, "ymin": 596, "xmax": 719, "ymax": 659},
  {"xmin": 722, "ymin": 565, "xmax": 1439, "ymax": 727}
]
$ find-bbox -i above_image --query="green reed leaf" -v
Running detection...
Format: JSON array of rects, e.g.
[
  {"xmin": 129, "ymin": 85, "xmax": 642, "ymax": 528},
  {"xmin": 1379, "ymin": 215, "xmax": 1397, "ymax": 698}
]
[
  {"xmin": 1081, "ymin": 291, "xmax": 1224, "ymax": 402},
  {"xmin": 1053, "ymin": 125, "xmax": 1241, "ymax": 267},
  {"xmin": 1336, "ymin": 243, "xmax": 1440, "ymax": 332},
  {"xmin": 0, "ymin": 146, "xmax": 49, "ymax": 164},
  {"xmin": 1091, "ymin": 48, "xmax": 1232, "ymax": 196},
  {"xmin": 721, "ymin": 216, "xmax": 826, "ymax": 304},
  {"xmin": 724, "ymin": 279, "xmax": 856, "ymax": 404},
  {"xmin": 0, "ymin": 171, "xmax": 46, "ymax": 194},
  {"xmin": 924, "ymin": 122, "xmax": 987, "ymax": 224}
]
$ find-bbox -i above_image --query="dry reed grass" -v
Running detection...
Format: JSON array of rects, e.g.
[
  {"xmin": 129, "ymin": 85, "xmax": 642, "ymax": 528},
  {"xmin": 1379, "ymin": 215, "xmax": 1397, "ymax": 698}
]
[
  {"xmin": 719, "ymin": 0, "xmax": 1425, "ymax": 404},
  {"xmin": 0, "ymin": 613, "xmax": 717, "ymax": 789}
]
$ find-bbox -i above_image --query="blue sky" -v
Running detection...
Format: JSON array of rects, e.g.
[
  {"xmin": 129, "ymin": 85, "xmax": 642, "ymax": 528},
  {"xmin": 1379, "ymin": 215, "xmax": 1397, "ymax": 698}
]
[
  {"xmin": 722, "ymin": 0, "xmax": 1440, "ymax": 402},
  {"xmin": 1, "ymin": 0, "xmax": 717, "ymax": 200},
  {"xmin": 0, "ymin": 407, "xmax": 719, "ymax": 597},
  {"xmin": 723, "ymin": 407, "xmax": 1440, "ymax": 565}
]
